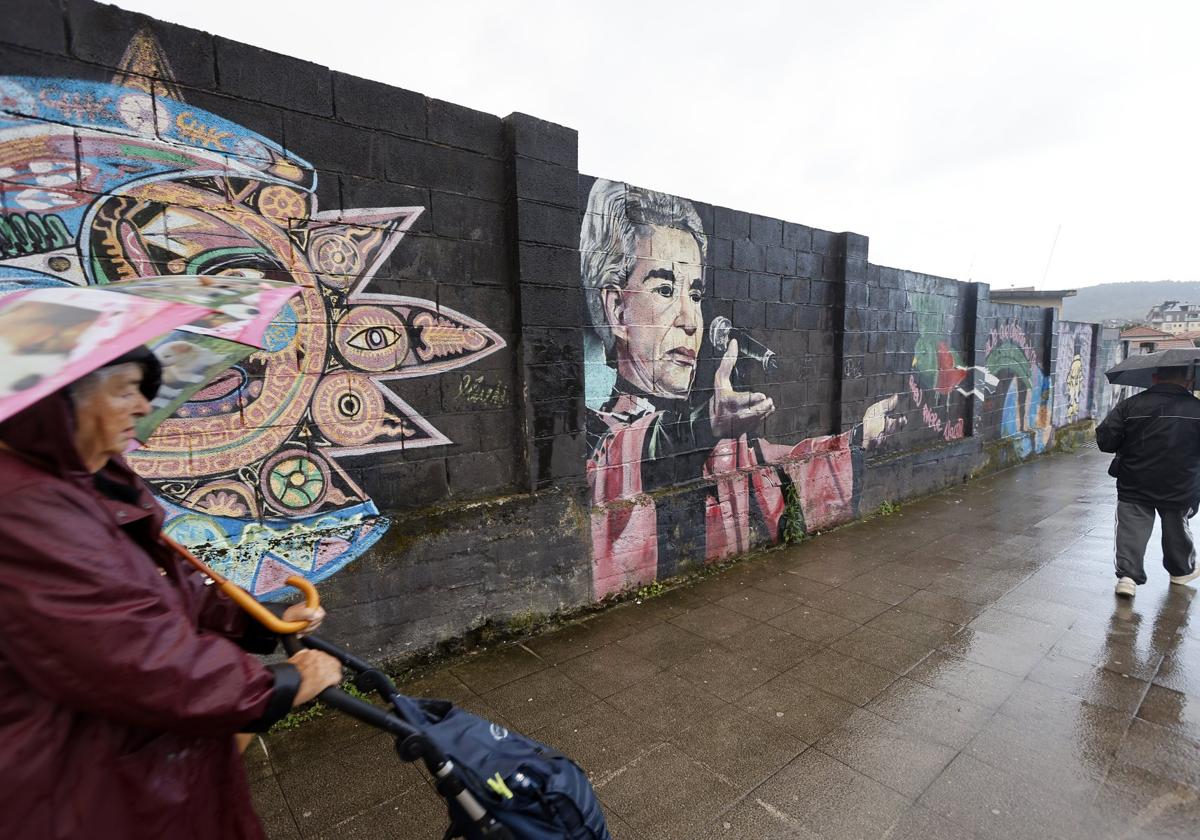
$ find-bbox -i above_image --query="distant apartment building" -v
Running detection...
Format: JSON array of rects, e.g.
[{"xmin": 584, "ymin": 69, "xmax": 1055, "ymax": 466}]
[
  {"xmin": 1146, "ymin": 300, "xmax": 1200, "ymax": 333},
  {"xmin": 1119, "ymin": 325, "xmax": 1198, "ymax": 357}
]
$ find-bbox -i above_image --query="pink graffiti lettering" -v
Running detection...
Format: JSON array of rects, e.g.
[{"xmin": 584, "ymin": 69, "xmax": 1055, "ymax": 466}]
[
  {"xmin": 922, "ymin": 402, "xmax": 943, "ymax": 432},
  {"xmin": 944, "ymin": 418, "xmax": 964, "ymax": 440},
  {"xmin": 907, "ymin": 373, "xmax": 923, "ymax": 406}
]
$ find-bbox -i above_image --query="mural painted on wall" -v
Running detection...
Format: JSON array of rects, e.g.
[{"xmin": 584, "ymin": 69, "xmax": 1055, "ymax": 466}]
[
  {"xmin": 1053, "ymin": 322, "xmax": 1094, "ymax": 427},
  {"xmin": 0, "ymin": 32, "xmax": 504, "ymax": 599},
  {"xmin": 907, "ymin": 291, "xmax": 996, "ymax": 442},
  {"xmin": 984, "ymin": 320, "xmax": 1052, "ymax": 457},
  {"xmin": 580, "ymin": 180, "xmax": 901, "ymax": 598}
]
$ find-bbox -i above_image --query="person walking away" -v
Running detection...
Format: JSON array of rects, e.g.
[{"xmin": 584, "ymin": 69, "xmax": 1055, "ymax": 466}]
[{"xmin": 1096, "ymin": 365, "xmax": 1200, "ymax": 597}]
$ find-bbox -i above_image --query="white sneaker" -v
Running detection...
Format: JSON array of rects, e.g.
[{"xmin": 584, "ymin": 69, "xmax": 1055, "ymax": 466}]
[
  {"xmin": 1169, "ymin": 568, "xmax": 1200, "ymax": 586},
  {"xmin": 1115, "ymin": 577, "xmax": 1137, "ymax": 597}
]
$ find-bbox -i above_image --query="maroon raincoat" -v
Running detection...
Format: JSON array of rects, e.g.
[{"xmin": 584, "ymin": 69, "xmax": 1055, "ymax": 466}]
[{"xmin": 0, "ymin": 393, "xmax": 298, "ymax": 839}]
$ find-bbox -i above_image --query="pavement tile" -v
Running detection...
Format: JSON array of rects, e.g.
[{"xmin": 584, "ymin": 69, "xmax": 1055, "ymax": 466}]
[
  {"xmin": 715, "ymin": 586, "xmax": 798, "ymax": 620},
  {"xmin": 596, "ymin": 743, "xmax": 740, "ymax": 840},
  {"xmin": 905, "ymin": 650, "xmax": 1023, "ymax": 709},
  {"xmin": 790, "ymin": 557, "xmax": 875, "ymax": 587},
  {"xmin": 751, "ymin": 748, "xmax": 912, "ymax": 840},
  {"xmin": 997, "ymin": 678, "xmax": 1134, "ymax": 754},
  {"xmin": 274, "ymin": 740, "xmax": 418, "ymax": 837},
  {"xmin": 606, "ymin": 672, "xmax": 733, "ymax": 738},
  {"xmin": 829, "ymin": 625, "xmax": 938, "ymax": 675},
  {"xmin": 1153, "ymin": 637, "xmax": 1200, "ymax": 698},
  {"xmin": 739, "ymin": 671, "xmax": 858, "ymax": 743},
  {"xmin": 919, "ymin": 752, "xmax": 1097, "ymax": 840},
  {"xmin": 449, "ymin": 643, "xmax": 547, "ymax": 694},
  {"xmin": 1136, "ymin": 682, "xmax": 1200, "ymax": 742},
  {"xmin": 522, "ymin": 620, "xmax": 630, "ymax": 664},
  {"xmin": 693, "ymin": 796, "xmax": 823, "ymax": 839},
  {"xmin": 1115, "ymin": 718, "xmax": 1200, "ymax": 789},
  {"xmin": 315, "ymin": 785, "xmax": 447, "ymax": 840},
  {"xmin": 815, "ymin": 708, "xmax": 958, "ymax": 799},
  {"xmin": 881, "ymin": 803, "xmax": 982, "ymax": 840},
  {"xmin": 938, "ymin": 627, "xmax": 1050, "ymax": 677},
  {"xmin": 554, "ymin": 643, "xmax": 663, "ymax": 699},
  {"xmin": 990, "ymin": 592, "xmax": 1085, "ymax": 629},
  {"xmin": 920, "ymin": 572, "xmax": 1012, "ymax": 606},
  {"xmin": 1091, "ymin": 762, "xmax": 1200, "ymax": 840},
  {"xmin": 756, "ymin": 570, "xmax": 834, "ymax": 602},
  {"xmin": 667, "ymin": 604, "xmax": 758, "ymax": 643},
  {"xmin": 479, "ymin": 668, "xmax": 601, "ymax": 734},
  {"xmin": 615, "ymin": 620, "xmax": 711, "ymax": 667},
  {"xmin": 899, "ymin": 589, "xmax": 986, "ymax": 624},
  {"xmin": 767, "ymin": 603, "xmax": 861, "ymax": 644},
  {"xmin": 798, "ymin": 587, "xmax": 894, "ymax": 623},
  {"xmin": 837, "ymin": 570, "xmax": 920, "ymax": 606},
  {"xmin": 250, "ymin": 774, "xmax": 300, "ymax": 839},
  {"xmin": 786, "ymin": 648, "xmax": 898, "ymax": 706},
  {"xmin": 689, "ymin": 574, "xmax": 760, "ymax": 603},
  {"xmin": 866, "ymin": 677, "xmax": 994, "ymax": 750},
  {"xmin": 242, "ymin": 733, "xmax": 274, "ymax": 784},
  {"xmin": 865, "ymin": 605, "xmax": 962, "ymax": 647},
  {"xmin": 534, "ymin": 701, "xmax": 662, "ymax": 785},
  {"xmin": 263, "ymin": 709, "xmax": 379, "ymax": 774},
  {"xmin": 862, "ymin": 559, "xmax": 951, "ymax": 590},
  {"xmin": 601, "ymin": 811, "xmax": 640, "ymax": 840},
  {"xmin": 718, "ymin": 621, "xmax": 823, "ymax": 672},
  {"xmin": 1027, "ymin": 650, "xmax": 1149, "ymax": 713},
  {"xmin": 968, "ymin": 608, "xmax": 1066, "ymax": 647},
  {"xmin": 671, "ymin": 707, "xmax": 805, "ymax": 791},
  {"xmin": 669, "ymin": 643, "xmax": 779, "ymax": 702},
  {"xmin": 965, "ymin": 708, "xmax": 1114, "ymax": 797},
  {"xmin": 1051, "ymin": 627, "xmax": 1164, "ymax": 681}
]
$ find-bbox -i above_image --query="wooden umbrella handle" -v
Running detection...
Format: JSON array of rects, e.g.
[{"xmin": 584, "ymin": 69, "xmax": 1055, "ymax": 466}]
[{"xmin": 160, "ymin": 534, "xmax": 320, "ymax": 635}]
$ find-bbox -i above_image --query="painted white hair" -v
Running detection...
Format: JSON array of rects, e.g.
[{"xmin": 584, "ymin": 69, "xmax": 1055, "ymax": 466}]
[{"xmin": 579, "ymin": 179, "xmax": 707, "ymax": 354}]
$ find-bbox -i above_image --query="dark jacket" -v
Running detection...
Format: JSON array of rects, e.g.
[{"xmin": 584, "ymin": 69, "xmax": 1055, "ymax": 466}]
[
  {"xmin": 0, "ymin": 392, "xmax": 299, "ymax": 840},
  {"xmin": 1096, "ymin": 383, "xmax": 1200, "ymax": 509}
]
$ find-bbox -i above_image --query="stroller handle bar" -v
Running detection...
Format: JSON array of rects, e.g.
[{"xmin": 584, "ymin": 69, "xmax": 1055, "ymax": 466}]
[
  {"xmin": 277, "ymin": 633, "xmax": 516, "ymax": 840},
  {"xmin": 279, "ymin": 634, "xmax": 415, "ymax": 740}
]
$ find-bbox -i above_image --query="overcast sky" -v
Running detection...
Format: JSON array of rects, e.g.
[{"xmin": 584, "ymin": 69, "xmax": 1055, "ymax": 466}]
[{"xmin": 115, "ymin": 0, "xmax": 1199, "ymax": 291}]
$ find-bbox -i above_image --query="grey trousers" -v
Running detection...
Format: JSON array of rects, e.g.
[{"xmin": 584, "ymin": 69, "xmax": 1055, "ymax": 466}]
[{"xmin": 1114, "ymin": 500, "xmax": 1197, "ymax": 584}]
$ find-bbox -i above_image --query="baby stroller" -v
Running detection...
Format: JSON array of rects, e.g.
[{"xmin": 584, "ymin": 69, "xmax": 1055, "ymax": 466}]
[
  {"xmin": 281, "ymin": 634, "xmax": 613, "ymax": 840},
  {"xmin": 163, "ymin": 536, "xmax": 608, "ymax": 839}
]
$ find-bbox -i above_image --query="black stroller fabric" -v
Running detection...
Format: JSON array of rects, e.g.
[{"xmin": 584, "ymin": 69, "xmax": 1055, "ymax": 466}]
[{"xmin": 391, "ymin": 695, "xmax": 612, "ymax": 840}]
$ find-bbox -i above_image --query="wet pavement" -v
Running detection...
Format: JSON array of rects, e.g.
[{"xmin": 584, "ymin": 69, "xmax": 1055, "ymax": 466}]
[{"xmin": 248, "ymin": 448, "xmax": 1200, "ymax": 839}]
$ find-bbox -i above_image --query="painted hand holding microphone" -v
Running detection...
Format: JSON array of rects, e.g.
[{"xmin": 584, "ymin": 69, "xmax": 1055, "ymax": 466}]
[{"xmin": 708, "ymin": 315, "xmax": 905, "ymax": 447}]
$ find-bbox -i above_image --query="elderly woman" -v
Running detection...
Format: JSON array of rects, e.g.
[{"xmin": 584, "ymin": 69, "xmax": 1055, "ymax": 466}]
[{"xmin": 0, "ymin": 349, "xmax": 343, "ymax": 839}]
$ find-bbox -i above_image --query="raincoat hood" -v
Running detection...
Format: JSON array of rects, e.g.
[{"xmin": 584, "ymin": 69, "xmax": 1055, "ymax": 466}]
[{"xmin": 0, "ymin": 389, "xmax": 89, "ymax": 479}]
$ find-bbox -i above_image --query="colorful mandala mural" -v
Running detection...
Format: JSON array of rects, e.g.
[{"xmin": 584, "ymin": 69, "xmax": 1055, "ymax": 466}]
[{"xmin": 0, "ymin": 32, "xmax": 505, "ymax": 598}]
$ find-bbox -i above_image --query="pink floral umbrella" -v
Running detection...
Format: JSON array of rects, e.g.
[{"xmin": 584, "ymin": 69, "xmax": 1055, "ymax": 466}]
[{"xmin": 0, "ymin": 276, "xmax": 298, "ymax": 427}]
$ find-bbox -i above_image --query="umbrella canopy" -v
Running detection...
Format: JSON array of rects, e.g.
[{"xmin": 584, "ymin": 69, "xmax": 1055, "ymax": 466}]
[
  {"xmin": 0, "ymin": 276, "xmax": 298, "ymax": 429},
  {"xmin": 1105, "ymin": 348, "xmax": 1200, "ymax": 389}
]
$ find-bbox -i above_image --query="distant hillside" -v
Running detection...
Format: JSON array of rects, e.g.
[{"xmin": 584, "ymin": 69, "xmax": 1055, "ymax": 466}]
[{"xmin": 1060, "ymin": 281, "xmax": 1200, "ymax": 324}]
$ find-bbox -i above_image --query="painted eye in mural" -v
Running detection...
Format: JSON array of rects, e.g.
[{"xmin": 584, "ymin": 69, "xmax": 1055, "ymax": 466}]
[
  {"xmin": 652, "ymin": 284, "xmax": 674, "ymax": 299},
  {"xmin": 689, "ymin": 291, "xmax": 702, "ymax": 303},
  {"xmin": 347, "ymin": 325, "xmax": 402, "ymax": 352},
  {"xmin": 334, "ymin": 306, "xmax": 410, "ymax": 372}
]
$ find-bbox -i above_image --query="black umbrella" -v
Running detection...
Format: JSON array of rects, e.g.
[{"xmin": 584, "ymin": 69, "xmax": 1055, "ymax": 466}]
[{"xmin": 1105, "ymin": 348, "xmax": 1200, "ymax": 389}]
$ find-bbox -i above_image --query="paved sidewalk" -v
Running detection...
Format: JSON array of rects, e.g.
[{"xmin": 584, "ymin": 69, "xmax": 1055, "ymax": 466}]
[{"xmin": 248, "ymin": 448, "xmax": 1200, "ymax": 840}]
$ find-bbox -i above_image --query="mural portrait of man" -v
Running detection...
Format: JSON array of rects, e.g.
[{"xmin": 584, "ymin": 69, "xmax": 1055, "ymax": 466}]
[{"xmin": 581, "ymin": 179, "xmax": 901, "ymax": 597}]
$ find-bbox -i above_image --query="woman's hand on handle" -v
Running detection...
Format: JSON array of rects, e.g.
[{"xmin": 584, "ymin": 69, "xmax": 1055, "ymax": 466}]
[
  {"xmin": 281, "ymin": 603, "xmax": 325, "ymax": 637},
  {"xmin": 288, "ymin": 649, "xmax": 343, "ymax": 706}
]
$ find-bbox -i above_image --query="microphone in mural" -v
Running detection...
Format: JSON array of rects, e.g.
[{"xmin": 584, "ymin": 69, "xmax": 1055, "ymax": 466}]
[{"xmin": 709, "ymin": 316, "xmax": 778, "ymax": 371}]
